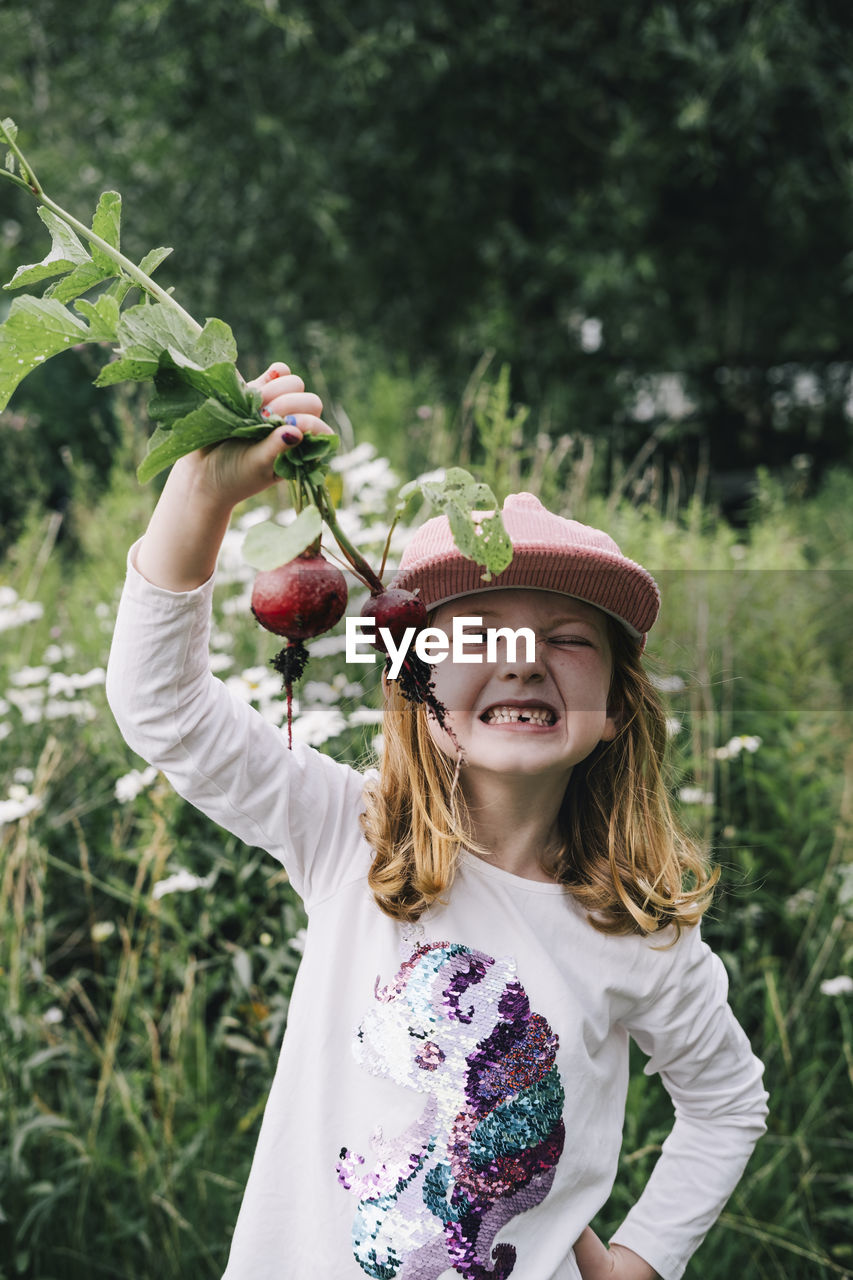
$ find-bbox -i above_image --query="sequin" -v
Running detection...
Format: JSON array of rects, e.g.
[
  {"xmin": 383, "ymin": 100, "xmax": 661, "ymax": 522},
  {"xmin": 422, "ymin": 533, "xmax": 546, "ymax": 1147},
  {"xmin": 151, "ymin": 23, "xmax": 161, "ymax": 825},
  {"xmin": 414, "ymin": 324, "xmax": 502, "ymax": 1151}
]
[{"xmin": 336, "ymin": 938, "xmax": 565, "ymax": 1278}]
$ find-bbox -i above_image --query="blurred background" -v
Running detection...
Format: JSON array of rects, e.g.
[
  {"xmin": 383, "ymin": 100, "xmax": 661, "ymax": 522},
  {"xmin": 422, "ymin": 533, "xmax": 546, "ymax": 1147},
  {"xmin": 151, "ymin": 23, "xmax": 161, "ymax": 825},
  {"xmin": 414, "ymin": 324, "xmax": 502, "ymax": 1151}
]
[{"xmin": 1, "ymin": 2, "xmax": 851, "ymax": 1278}]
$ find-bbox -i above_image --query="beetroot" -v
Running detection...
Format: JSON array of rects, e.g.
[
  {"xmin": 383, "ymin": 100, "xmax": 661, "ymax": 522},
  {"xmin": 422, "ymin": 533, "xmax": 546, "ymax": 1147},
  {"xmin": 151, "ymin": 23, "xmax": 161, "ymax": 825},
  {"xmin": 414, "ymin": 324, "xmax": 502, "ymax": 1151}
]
[
  {"xmin": 360, "ymin": 586, "xmax": 458, "ymax": 750},
  {"xmin": 252, "ymin": 551, "xmax": 348, "ymax": 639},
  {"xmin": 359, "ymin": 587, "xmax": 427, "ymax": 652},
  {"xmin": 251, "ymin": 551, "xmax": 348, "ymax": 748}
]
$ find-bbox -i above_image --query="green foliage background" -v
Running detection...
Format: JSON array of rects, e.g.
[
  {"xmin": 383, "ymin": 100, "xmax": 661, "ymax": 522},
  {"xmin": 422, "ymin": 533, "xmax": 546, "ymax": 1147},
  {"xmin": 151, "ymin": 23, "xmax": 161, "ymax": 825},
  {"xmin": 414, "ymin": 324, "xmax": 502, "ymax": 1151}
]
[
  {"xmin": 1, "ymin": 3, "xmax": 852, "ymax": 1278},
  {"xmin": 2, "ymin": 0, "xmax": 853, "ymax": 546}
]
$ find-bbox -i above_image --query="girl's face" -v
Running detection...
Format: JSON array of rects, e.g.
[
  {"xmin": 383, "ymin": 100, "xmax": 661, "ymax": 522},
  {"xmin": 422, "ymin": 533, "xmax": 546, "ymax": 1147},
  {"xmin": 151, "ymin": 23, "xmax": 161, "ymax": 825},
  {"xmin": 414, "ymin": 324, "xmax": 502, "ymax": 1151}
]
[{"xmin": 425, "ymin": 589, "xmax": 618, "ymax": 782}]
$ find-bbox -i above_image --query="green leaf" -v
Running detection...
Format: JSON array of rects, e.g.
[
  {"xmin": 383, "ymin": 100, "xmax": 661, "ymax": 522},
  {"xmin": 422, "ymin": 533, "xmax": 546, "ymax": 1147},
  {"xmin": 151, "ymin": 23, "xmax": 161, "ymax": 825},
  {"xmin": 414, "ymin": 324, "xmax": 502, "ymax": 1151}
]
[
  {"xmin": 74, "ymin": 293, "xmax": 122, "ymax": 341},
  {"xmin": 94, "ymin": 299, "xmax": 201, "ymax": 389},
  {"xmin": 136, "ymin": 397, "xmax": 249, "ymax": 483},
  {"xmin": 102, "ymin": 247, "xmax": 173, "ymax": 309},
  {"xmin": 192, "ymin": 316, "xmax": 238, "ymax": 367},
  {"xmin": 48, "ymin": 259, "xmax": 113, "ymax": 305},
  {"xmin": 95, "ymin": 354, "xmax": 159, "ymax": 386},
  {"xmin": 2, "ymin": 118, "xmax": 18, "ymax": 175},
  {"xmin": 166, "ymin": 351, "xmax": 247, "ymax": 414},
  {"xmin": 412, "ymin": 467, "xmax": 513, "ymax": 577},
  {"xmin": 137, "ymin": 246, "xmax": 173, "ymax": 276},
  {"xmin": 147, "ymin": 371, "xmax": 206, "ymax": 426},
  {"xmin": 90, "ymin": 191, "xmax": 121, "ymax": 271},
  {"xmin": 5, "ymin": 207, "xmax": 90, "ymax": 291},
  {"xmin": 0, "ymin": 296, "xmax": 89, "ymax": 410},
  {"xmin": 242, "ymin": 508, "xmax": 323, "ymax": 571},
  {"xmin": 113, "ymin": 299, "xmax": 200, "ymax": 365},
  {"xmin": 164, "ymin": 318, "xmax": 249, "ymax": 413},
  {"xmin": 272, "ymin": 432, "xmax": 340, "ymax": 480}
]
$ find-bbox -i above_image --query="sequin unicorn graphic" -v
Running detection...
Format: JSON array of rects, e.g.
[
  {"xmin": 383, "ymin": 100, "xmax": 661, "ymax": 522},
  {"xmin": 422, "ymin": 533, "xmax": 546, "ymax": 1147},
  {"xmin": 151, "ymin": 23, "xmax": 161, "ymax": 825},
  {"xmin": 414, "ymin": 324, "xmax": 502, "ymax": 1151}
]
[{"xmin": 336, "ymin": 936, "xmax": 566, "ymax": 1279}]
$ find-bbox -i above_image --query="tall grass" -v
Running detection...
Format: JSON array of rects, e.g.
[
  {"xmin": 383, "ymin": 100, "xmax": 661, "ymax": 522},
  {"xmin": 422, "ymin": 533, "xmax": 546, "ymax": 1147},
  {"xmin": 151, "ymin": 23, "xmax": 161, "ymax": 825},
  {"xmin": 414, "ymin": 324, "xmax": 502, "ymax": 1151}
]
[{"xmin": 1, "ymin": 377, "xmax": 851, "ymax": 1278}]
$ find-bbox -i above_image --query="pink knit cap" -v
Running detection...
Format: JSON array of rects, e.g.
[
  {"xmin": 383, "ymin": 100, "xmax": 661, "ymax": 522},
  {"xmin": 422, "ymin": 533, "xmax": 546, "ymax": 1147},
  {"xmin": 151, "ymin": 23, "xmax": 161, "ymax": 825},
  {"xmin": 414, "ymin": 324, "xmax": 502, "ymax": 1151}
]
[{"xmin": 392, "ymin": 492, "xmax": 660, "ymax": 643}]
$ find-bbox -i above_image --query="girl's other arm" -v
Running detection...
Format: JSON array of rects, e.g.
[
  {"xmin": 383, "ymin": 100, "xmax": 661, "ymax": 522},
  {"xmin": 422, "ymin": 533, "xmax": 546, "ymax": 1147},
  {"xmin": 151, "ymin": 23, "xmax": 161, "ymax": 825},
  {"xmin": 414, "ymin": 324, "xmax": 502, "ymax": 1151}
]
[
  {"xmin": 136, "ymin": 362, "xmax": 329, "ymax": 592},
  {"xmin": 573, "ymin": 1230, "xmax": 658, "ymax": 1280}
]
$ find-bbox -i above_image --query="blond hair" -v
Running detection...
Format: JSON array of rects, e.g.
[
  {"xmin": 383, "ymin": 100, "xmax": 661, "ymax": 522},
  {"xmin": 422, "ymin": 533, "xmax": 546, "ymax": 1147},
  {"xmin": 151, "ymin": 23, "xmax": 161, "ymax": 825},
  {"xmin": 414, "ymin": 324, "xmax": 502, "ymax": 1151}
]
[{"xmin": 360, "ymin": 617, "xmax": 717, "ymax": 938}]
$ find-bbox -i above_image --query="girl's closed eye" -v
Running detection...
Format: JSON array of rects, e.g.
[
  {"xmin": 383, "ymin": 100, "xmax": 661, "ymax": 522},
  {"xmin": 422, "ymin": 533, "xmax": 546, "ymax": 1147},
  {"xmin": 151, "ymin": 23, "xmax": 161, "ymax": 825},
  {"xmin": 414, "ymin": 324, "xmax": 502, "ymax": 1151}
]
[{"xmin": 550, "ymin": 634, "xmax": 595, "ymax": 648}]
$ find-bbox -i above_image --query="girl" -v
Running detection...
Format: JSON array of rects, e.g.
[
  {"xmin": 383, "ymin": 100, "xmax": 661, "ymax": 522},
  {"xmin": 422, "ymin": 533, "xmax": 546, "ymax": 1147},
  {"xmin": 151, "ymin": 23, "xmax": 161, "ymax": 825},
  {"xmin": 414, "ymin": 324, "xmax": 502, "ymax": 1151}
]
[{"xmin": 106, "ymin": 363, "xmax": 768, "ymax": 1280}]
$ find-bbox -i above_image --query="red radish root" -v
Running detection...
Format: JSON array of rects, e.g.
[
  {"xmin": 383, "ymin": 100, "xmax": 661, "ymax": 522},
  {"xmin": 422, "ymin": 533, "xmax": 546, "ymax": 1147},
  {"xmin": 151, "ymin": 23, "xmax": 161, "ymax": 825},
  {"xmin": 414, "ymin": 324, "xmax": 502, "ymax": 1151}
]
[
  {"xmin": 361, "ymin": 587, "xmax": 459, "ymax": 752},
  {"xmin": 251, "ymin": 551, "xmax": 348, "ymax": 748}
]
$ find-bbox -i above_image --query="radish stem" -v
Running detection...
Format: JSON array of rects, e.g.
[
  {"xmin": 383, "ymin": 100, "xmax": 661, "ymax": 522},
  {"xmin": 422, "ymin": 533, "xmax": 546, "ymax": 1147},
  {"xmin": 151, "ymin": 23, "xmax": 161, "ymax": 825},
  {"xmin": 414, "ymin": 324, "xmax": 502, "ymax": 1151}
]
[{"xmin": 306, "ymin": 477, "xmax": 385, "ymax": 595}]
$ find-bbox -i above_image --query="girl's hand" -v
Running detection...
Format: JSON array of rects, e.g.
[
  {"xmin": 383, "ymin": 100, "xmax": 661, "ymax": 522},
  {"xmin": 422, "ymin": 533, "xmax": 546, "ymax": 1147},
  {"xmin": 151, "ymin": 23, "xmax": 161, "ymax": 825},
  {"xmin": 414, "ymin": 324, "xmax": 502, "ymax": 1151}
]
[
  {"xmin": 182, "ymin": 361, "xmax": 335, "ymax": 511},
  {"xmin": 572, "ymin": 1228, "xmax": 658, "ymax": 1280},
  {"xmin": 136, "ymin": 361, "xmax": 335, "ymax": 592}
]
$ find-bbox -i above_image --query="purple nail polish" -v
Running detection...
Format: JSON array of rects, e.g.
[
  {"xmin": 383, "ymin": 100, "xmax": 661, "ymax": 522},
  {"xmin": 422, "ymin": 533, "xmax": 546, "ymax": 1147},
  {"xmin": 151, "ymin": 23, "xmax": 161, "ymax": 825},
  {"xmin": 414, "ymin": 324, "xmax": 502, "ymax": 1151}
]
[{"xmin": 281, "ymin": 428, "xmax": 301, "ymax": 445}]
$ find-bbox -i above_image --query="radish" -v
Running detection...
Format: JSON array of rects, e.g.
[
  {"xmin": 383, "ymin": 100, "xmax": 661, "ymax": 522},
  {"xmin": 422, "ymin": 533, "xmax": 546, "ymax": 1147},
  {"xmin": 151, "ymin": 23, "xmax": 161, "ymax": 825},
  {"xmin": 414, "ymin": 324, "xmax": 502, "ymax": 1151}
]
[
  {"xmin": 359, "ymin": 588, "xmax": 427, "ymax": 651},
  {"xmin": 359, "ymin": 587, "xmax": 457, "ymax": 746},
  {"xmin": 251, "ymin": 551, "xmax": 348, "ymax": 747}
]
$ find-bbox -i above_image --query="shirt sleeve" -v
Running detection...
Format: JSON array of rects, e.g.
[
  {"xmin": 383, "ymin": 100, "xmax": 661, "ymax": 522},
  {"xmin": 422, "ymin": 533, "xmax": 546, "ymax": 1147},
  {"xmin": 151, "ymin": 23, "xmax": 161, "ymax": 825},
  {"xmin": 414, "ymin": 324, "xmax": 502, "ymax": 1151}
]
[
  {"xmin": 105, "ymin": 542, "xmax": 373, "ymax": 911},
  {"xmin": 608, "ymin": 922, "xmax": 769, "ymax": 1280}
]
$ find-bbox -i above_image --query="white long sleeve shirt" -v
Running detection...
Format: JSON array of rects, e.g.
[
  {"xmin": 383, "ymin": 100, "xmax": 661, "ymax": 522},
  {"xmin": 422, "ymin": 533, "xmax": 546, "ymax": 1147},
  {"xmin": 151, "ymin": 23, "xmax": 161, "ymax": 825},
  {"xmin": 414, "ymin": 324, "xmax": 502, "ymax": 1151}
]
[{"xmin": 106, "ymin": 549, "xmax": 768, "ymax": 1280}]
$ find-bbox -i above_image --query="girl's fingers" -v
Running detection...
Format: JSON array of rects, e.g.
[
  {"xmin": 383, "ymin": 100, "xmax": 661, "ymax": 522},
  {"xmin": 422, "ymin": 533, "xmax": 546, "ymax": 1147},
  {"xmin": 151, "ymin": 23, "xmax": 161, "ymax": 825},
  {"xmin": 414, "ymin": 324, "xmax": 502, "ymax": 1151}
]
[
  {"xmin": 261, "ymin": 390, "xmax": 324, "ymax": 420},
  {"xmin": 245, "ymin": 361, "xmax": 291, "ymax": 393},
  {"xmin": 276, "ymin": 414, "xmax": 335, "ymax": 442},
  {"xmin": 258, "ymin": 373, "xmax": 305, "ymax": 405}
]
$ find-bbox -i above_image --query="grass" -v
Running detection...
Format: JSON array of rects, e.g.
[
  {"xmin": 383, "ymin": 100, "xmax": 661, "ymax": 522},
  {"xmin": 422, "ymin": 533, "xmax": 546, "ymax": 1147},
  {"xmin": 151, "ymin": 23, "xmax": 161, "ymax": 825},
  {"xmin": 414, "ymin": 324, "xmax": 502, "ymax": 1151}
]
[{"xmin": 0, "ymin": 377, "xmax": 851, "ymax": 1278}]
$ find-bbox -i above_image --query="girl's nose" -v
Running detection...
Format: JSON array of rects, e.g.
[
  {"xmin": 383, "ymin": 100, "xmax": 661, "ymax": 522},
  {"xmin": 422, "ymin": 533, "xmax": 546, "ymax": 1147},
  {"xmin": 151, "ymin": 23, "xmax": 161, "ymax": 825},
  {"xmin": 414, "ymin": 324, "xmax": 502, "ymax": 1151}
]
[{"xmin": 492, "ymin": 633, "xmax": 546, "ymax": 679}]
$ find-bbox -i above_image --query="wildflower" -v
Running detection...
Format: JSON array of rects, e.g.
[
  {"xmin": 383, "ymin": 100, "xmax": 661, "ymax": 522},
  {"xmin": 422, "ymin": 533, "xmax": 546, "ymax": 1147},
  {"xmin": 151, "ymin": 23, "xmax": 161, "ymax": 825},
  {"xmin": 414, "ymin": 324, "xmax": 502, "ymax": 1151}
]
[
  {"xmin": 259, "ymin": 932, "xmax": 273, "ymax": 947},
  {"xmin": 785, "ymin": 888, "xmax": 816, "ymax": 917},
  {"xmin": 0, "ymin": 596, "xmax": 43, "ymax": 632},
  {"xmin": 10, "ymin": 665, "xmax": 50, "ymax": 687},
  {"xmin": 43, "ymin": 1006, "xmax": 64, "ymax": 1025},
  {"xmin": 713, "ymin": 735, "xmax": 762, "ymax": 761},
  {"xmin": 91, "ymin": 920, "xmax": 116, "ymax": 943},
  {"xmin": 152, "ymin": 868, "xmax": 216, "ymax": 900},
  {"xmin": 115, "ymin": 765, "xmax": 158, "ymax": 803},
  {"xmin": 44, "ymin": 697, "xmax": 97, "ymax": 723},
  {"xmin": 308, "ymin": 633, "xmax": 349, "ymax": 657},
  {"xmin": 290, "ymin": 706, "xmax": 346, "ymax": 746},
  {"xmin": 348, "ymin": 707, "xmax": 384, "ymax": 727},
  {"xmin": 650, "ymin": 673, "xmax": 686, "ymax": 693},
  {"xmin": 0, "ymin": 788, "xmax": 40, "ymax": 826},
  {"xmin": 43, "ymin": 642, "xmax": 75, "ymax": 663},
  {"xmin": 678, "ymin": 787, "xmax": 715, "ymax": 807},
  {"xmin": 47, "ymin": 668, "xmax": 105, "ymax": 696},
  {"xmin": 302, "ymin": 679, "xmax": 340, "ymax": 705},
  {"xmin": 819, "ymin": 975, "xmax": 853, "ymax": 997},
  {"xmin": 580, "ymin": 317, "xmax": 603, "ymax": 353}
]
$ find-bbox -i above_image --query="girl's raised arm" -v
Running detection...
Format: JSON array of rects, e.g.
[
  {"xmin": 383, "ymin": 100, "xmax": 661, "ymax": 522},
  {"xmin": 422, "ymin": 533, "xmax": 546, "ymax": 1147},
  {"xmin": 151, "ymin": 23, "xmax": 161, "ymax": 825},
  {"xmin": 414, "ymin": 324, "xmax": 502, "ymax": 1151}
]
[{"xmin": 106, "ymin": 363, "xmax": 367, "ymax": 911}]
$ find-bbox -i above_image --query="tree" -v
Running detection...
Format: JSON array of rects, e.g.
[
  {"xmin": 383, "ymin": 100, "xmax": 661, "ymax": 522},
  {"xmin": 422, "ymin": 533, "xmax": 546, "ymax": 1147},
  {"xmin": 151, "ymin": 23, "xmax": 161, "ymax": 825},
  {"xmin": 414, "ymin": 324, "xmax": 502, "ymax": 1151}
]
[{"xmin": 1, "ymin": 0, "xmax": 851, "ymax": 520}]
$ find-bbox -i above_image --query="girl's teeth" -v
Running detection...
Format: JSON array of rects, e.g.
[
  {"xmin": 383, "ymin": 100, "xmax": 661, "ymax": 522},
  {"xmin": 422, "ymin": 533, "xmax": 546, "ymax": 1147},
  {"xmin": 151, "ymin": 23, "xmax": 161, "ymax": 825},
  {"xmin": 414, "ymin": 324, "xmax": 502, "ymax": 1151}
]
[{"xmin": 485, "ymin": 707, "xmax": 554, "ymax": 725}]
